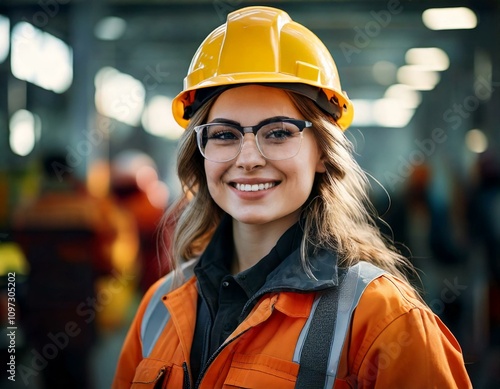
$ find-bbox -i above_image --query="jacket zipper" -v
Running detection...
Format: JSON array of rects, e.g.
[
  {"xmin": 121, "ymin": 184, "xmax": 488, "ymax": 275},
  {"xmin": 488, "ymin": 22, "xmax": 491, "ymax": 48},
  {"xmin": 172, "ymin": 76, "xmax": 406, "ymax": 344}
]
[
  {"xmin": 183, "ymin": 362, "xmax": 191, "ymax": 389},
  {"xmin": 194, "ymin": 285, "xmax": 326, "ymax": 387},
  {"xmin": 240, "ymin": 286, "xmax": 291, "ymax": 318},
  {"xmin": 194, "ymin": 301, "xmax": 277, "ymax": 389}
]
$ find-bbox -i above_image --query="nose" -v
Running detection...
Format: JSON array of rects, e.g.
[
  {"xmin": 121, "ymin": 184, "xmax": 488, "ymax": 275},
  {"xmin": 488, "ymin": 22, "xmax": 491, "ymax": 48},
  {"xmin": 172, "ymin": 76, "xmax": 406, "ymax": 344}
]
[{"xmin": 235, "ymin": 133, "xmax": 266, "ymax": 170}]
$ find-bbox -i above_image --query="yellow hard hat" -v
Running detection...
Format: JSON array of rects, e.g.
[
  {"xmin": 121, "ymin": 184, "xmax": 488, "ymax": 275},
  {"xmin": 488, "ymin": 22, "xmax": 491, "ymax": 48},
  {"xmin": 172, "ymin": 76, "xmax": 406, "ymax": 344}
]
[{"xmin": 172, "ymin": 6, "xmax": 353, "ymax": 131}]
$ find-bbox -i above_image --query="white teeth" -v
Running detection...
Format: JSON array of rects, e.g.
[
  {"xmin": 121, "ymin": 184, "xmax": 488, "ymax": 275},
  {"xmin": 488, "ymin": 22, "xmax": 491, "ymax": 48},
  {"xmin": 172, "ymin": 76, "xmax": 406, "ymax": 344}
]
[{"xmin": 235, "ymin": 182, "xmax": 276, "ymax": 192}]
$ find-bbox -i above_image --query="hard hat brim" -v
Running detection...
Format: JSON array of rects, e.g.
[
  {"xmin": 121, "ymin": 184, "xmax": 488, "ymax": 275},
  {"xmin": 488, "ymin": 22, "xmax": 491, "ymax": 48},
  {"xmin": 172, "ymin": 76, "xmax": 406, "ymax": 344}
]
[{"xmin": 172, "ymin": 76, "xmax": 353, "ymax": 131}]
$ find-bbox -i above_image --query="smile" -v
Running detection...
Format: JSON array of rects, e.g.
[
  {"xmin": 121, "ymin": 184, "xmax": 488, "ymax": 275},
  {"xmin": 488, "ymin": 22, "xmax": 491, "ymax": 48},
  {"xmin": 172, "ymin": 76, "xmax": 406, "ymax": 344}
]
[{"xmin": 233, "ymin": 182, "xmax": 277, "ymax": 192}]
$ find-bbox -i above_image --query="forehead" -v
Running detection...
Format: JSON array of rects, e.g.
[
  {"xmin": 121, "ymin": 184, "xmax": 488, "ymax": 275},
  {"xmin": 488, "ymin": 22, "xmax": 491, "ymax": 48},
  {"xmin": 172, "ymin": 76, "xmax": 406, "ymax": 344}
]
[{"xmin": 207, "ymin": 85, "xmax": 303, "ymax": 123}]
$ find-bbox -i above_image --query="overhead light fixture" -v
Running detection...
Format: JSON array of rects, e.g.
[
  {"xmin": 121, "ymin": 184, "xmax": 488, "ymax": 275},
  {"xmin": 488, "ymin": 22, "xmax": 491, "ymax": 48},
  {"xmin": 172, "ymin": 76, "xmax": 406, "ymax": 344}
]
[
  {"xmin": 384, "ymin": 84, "xmax": 422, "ymax": 109},
  {"xmin": 94, "ymin": 16, "xmax": 127, "ymax": 40},
  {"xmin": 11, "ymin": 22, "xmax": 73, "ymax": 93},
  {"xmin": 372, "ymin": 61, "xmax": 397, "ymax": 86},
  {"xmin": 351, "ymin": 98, "xmax": 415, "ymax": 128},
  {"xmin": 373, "ymin": 98, "xmax": 415, "ymax": 128},
  {"xmin": 405, "ymin": 47, "xmax": 450, "ymax": 71},
  {"xmin": 9, "ymin": 109, "xmax": 40, "ymax": 156},
  {"xmin": 397, "ymin": 65, "xmax": 440, "ymax": 91},
  {"xmin": 141, "ymin": 96, "xmax": 184, "ymax": 140},
  {"xmin": 465, "ymin": 129, "xmax": 488, "ymax": 153},
  {"xmin": 0, "ymin": 15, "xmax": 9, "ymax": 64},
  {"xmin": 351, "ymin": 99, "xmax": 375, "ymax": 127},
  {"xmin": 422, "ymin": 7, "xmax": 477, "ymax": 30},
  {"xmin": 94, "ymin": 66, "xmax": 145, "ymax": 126}
]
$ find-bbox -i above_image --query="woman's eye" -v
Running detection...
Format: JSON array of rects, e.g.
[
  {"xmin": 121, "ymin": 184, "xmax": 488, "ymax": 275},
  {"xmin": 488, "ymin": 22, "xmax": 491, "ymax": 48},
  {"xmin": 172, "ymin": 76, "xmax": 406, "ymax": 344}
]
[
  {"xmin": 208, "ymin": 128, "xmax": 239, "ymax": 140},
  {"xmin": 266, "ymin": 128, "xmax": 292, "ymax": 139}
]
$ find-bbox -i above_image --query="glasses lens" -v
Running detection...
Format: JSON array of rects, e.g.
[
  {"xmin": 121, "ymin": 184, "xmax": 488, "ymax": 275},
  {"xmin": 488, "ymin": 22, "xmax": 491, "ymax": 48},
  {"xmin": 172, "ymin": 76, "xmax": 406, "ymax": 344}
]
[
  {"xmin": 198, "ymin": 124, "xmax": 242, "ymax": 162},
  {"xmin": 257, "ymin": 121, "xmax": 302, "ymax": 160}
]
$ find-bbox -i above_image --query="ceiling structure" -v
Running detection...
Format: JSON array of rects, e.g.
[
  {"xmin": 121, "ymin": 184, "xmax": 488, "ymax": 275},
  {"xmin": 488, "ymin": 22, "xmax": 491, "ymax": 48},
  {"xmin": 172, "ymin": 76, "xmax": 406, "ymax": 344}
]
[
  {"xmin": 3, "ymin": 0, "xmax": 495, "ymax": 95},
  {"xmin": 0, "ymin": 0, "xmax": 499, "ymax": 194}
]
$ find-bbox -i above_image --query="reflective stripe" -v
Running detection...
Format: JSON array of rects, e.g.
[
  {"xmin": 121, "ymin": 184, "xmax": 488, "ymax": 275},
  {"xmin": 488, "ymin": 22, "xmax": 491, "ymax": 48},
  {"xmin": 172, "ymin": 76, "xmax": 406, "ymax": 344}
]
[
  {"xmin": 140, "ymin": 259, "xmax": 385, "ymax": 384},
  {"xmin": 293, "ymin": 294, "xmax": 322, "ymax": 363},
  {"xmin": 141, "ymin": 259, "xmax": 197, "ymax": 358},
  {"xmin": 324, "ymin": 261, "xmax": 386, "ymax": 388}
]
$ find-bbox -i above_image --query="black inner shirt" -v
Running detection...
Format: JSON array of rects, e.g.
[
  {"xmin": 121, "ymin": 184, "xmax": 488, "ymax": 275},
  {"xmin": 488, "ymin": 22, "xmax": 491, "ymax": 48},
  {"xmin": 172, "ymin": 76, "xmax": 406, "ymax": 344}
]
[{"xmin": 190, "ymin": 215, "xmax": 303, "ymax": 384}]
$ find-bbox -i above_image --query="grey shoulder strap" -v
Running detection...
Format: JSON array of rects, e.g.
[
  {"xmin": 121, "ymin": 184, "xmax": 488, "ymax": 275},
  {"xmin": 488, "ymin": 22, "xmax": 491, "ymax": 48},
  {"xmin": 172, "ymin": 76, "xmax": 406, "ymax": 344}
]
[
  {"xmin": 140, "ymin": 258, "xmax": 385, "ymax": 381},
  {"xmin": 141, "ymin": 259, "xmax": 197, "ymax": 358},
  {"xmin": 295, "ymin": 261, "xmax": 386, "ymax": 389}
]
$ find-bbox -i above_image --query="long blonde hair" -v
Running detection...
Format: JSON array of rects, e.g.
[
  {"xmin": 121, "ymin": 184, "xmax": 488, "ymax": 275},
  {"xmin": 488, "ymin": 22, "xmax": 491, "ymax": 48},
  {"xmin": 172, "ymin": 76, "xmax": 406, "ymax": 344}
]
[{"xmin": 159, "ymin": 89, "xmax": 414, "ymax": 284}]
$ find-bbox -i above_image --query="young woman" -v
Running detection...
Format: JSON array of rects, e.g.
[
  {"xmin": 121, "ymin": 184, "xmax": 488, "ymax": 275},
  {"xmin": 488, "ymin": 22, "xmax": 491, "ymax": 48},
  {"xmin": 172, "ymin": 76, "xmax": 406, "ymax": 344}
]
[{"xmin": 113, "ymin": 6, "xmax": 471, "ymax": 388}]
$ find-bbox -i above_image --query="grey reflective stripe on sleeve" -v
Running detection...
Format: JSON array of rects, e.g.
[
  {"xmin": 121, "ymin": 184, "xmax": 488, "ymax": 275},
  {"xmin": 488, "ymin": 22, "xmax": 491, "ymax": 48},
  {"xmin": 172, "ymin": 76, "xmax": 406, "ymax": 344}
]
[
  {"xmin": 141, "ymin": 273, "xmax": 174, "ymax": 358},
  {"xmin": 323, "ymin": 261, "xmax": 386, "ymax": 388},
  {"xmin": 293, "ymin": 261, "xmax": 386, "ymax": 389},
  {"xmin": 141, "ymin": 259, "xmax": 197, "ymax": 358},
  {"xmin": 292, "ymin": 294, "xmax": 322, "ymax": 363}
]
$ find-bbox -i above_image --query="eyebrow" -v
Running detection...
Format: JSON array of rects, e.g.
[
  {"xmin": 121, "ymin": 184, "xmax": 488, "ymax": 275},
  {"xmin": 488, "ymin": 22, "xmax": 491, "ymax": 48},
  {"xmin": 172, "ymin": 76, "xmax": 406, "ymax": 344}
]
[{"xmin": 208, "ymin": 116, "xmax": 292, "ymax": 126}]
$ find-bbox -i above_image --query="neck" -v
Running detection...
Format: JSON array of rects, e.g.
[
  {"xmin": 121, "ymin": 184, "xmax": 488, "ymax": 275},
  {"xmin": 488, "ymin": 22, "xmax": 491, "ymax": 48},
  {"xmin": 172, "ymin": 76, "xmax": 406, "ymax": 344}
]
[{"xmin": 231, "ymin": 213, "xmax": 299, "ymax": 273}]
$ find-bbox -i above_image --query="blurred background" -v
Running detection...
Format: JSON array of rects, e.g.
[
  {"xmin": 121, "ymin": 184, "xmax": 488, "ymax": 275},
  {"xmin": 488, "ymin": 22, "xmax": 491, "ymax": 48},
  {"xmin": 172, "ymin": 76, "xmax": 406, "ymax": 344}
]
[{"xmin": 0, "ymin": 0, "xmax": 498, "ymax": 387}]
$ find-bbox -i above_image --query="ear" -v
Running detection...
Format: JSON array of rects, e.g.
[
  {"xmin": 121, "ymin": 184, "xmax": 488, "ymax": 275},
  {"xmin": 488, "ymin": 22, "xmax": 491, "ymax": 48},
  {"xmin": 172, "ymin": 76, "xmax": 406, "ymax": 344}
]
[{"xmin": 315, "ymin": 158, "xmax": 327, "ymax": 173}]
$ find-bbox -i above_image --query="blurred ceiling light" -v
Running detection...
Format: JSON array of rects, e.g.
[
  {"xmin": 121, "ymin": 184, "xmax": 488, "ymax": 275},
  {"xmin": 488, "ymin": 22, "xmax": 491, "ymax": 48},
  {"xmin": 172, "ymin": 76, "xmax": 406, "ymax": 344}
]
[
  {"xmin": 9, "ymin": 109, "xmax": 39, "ymax": 156},
  {"xmin": 405, "ymin": 47, "xmax": 450, "ymax": 71},
  {"xmin": 0, "ymin": 15, "xmax": 9, "ymax": 64},
  {"xmin": 136, "ymin": 165, "xmax": 158, "ymax": 192},
  {"xmin": 142, "ymin": 95, "xmax": 184, "ymax": 140},
  {"xmin": 384, "ymin": 84, "xmax": 422, "ymax": 109},
  {"xmin": 94, "ymin": 66, "xmax": 145, "ymax": 126},
  {"xmin": 351, "ymin": 98, "xmax": 414, "ymax": 128},
  {"xmin": 113, "ymin": 149, "xmax": 157, "ymax": 181},
  {"xmin": 146, "ymin": 180, "xmax": 169, "ymax": 210},
  {"xmin": 373, "ymin": 98, "xmax": 415, "ymax": 128},
  {"xmin": 11, "ymin": 22, "xmax": 73, "ymax": 93},
  {"xmin": 351, "ymin": 99, "xmax": 375, "ymax": 127},
  {"xmin": 94, "ymin": 16, "xmax": 127, "ymax": 40},
  {"xmin": 372, "ymin": 61, "xmax": 397, "ymax": 86},
  {"xmin": 111, "ymin": 149, "xmax": 167, "ymax": 208},
  {"xmin": 422, "ymin": 7, "xmax": 477, "ymax": 30},
  {"xmin": 465, "ymin": 129, "xmax": 488, "ymax": 153},
  {"xmin": 397, "ymin": 65, "xmax": 440, "ymax": 90}
]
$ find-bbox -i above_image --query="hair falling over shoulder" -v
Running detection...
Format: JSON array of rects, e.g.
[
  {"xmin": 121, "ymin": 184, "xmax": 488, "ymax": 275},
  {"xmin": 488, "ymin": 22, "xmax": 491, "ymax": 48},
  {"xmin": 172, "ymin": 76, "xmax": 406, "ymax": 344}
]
[
  {"xmin": 158, "ymin": 91, "xmax": 416, "ymax": 287},
  {"xmin": 285, "ymin": 93, "xmax": 414, "ymax": 282}
]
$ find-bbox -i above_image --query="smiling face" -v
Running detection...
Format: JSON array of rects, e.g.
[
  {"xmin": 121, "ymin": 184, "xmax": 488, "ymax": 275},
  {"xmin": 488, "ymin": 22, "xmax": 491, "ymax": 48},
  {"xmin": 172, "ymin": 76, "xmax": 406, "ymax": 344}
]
[{"xmin": 203, "ymin": 85, "xmax": 325, "ymax": 230}]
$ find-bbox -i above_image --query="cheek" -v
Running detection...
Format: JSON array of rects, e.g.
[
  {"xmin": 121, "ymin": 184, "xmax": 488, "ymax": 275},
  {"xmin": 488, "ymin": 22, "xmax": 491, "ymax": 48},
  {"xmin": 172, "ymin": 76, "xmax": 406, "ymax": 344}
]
[
  {"xmin": 286, "ymin": 160, "xmax": 317, "ymax": 192},
  {"xmin": 204, "ymin": 161, "xmax": 226, "ymax": 192},
  {"xmin": 293, "ymin": 153, "xmax": 322, "ymax": 196}
]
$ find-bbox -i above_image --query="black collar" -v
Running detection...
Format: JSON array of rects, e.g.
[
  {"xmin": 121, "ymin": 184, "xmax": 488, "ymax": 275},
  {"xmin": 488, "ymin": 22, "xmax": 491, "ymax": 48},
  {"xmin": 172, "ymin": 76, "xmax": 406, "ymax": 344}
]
[{"xmin": 194, "ymin": 215, "xmax": 339, "ymax": 299}]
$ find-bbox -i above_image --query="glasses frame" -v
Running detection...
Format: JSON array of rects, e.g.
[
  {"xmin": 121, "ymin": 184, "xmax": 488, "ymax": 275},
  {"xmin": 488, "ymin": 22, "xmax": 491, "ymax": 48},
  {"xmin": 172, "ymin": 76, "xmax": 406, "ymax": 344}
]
[{"xmin": 194, "ymin": 118, "xmax": 312, "ymax": 162}]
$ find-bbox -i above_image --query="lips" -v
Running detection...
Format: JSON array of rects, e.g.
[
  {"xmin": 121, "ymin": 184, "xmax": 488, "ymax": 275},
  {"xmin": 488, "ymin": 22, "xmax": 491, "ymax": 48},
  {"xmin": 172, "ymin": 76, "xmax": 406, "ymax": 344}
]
[{"xmin": 232, "ymin": 182, "xmax": 278, "ymax": 192}]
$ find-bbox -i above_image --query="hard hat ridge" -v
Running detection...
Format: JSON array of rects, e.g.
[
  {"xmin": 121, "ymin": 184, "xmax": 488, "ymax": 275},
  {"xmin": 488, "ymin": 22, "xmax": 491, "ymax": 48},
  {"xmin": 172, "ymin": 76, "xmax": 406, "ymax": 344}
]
[{"xmin": 172, "ymin": 6, "xmax": 353, "ymax": 130}]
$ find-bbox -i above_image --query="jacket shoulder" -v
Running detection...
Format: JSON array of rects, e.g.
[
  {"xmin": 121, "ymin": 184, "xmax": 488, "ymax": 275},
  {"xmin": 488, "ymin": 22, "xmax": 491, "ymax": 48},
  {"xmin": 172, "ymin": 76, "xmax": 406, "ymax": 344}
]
[
  {"xmin": 359, "ymin": 274, "xmax": 424, "ymax": 317},
  {"xmin": 343, "ymin": 275, "xmax": 471, "ymax": 388},
  {"xmin": 350, "ymin": 274, "xmax": 428, "ymax": 352}
]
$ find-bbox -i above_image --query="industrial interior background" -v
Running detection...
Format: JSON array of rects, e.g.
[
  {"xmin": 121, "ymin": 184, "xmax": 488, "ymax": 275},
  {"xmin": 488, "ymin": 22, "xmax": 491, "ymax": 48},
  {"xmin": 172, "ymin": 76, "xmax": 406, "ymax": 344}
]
[{"xmin": 0, "ymin": 0, "xmax": 499, "ymax": 388}]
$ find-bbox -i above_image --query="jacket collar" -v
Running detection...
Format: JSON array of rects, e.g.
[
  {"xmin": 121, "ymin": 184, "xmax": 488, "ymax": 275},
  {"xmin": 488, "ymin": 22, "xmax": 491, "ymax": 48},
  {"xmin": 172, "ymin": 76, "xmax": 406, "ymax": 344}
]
[
  {"xmin": 197, "ymin": 214, "xmax": 340, "ymax": 294},
  {"xmin": 259, "ymin": 245, "xmax": 340, "ymax": 293}
]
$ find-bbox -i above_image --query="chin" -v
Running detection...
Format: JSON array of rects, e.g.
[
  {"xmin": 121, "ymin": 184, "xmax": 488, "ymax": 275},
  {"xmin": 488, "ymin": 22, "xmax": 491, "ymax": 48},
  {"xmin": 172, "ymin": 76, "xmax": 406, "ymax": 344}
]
[
  {"xmin": 229, "ymin": 208, "xmax": 301, "ymax": 228},
  {"xmin": 231, "ymin": 213, "xmax": 274, "ymax": 225}
]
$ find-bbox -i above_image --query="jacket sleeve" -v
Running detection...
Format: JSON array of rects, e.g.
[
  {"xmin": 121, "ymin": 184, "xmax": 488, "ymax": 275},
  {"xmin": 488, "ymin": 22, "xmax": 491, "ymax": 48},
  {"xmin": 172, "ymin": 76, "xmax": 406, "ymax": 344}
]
[
  {"xmin": 111, "ymin": 276, "xmax": 166, "ymax": 389},
  {"xmin": 344, "ymin": 276, "xmax": 472, "ymax": 389}
]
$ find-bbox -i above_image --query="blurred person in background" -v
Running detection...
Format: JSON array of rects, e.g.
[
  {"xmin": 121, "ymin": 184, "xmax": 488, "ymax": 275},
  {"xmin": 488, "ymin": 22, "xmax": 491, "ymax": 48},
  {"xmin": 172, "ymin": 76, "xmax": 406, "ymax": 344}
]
[
  {"xmin": 469, "ymin": 150, "xmax": 500, "ymax": 339},
  {"xmin": 12, "ymin": 153, "xmax": 131, "ymax": 389},
  {"xmin": 110, "ymin": 151, "xmax": 169, "ymax": 294},
  {"xmin": 467, "ymin": 149, "xmax": 500, "ymax": 386},
  {"xmin": 113, "ymin": 6, "xmax": 471, "ymax": 388},
  {"xmin": 402, "ymin": 164, "xmax": 467, "ymax": 339}
]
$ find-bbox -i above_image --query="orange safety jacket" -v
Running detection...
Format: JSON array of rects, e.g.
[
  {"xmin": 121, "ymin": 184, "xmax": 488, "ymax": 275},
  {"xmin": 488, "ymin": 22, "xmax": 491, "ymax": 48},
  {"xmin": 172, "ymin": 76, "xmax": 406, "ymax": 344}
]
[{"xmin": 113, "ymin": 256, "xmax": 472, "ymax": 388}]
